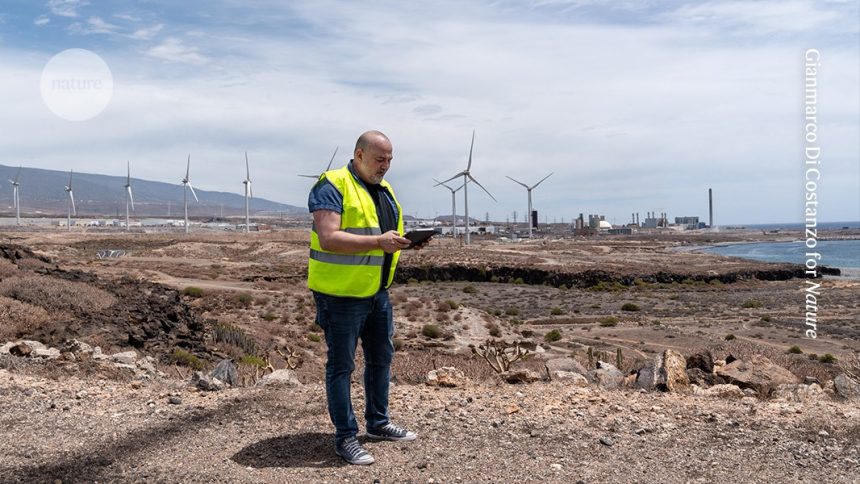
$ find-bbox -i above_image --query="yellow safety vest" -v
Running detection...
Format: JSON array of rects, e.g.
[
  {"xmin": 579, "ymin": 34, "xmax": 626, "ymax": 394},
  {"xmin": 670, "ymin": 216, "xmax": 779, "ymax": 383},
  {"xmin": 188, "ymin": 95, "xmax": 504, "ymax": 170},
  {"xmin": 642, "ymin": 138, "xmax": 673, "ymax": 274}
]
[{"xmin": 308, "ymin": 166, "xmax": 404, "ymax": 297}]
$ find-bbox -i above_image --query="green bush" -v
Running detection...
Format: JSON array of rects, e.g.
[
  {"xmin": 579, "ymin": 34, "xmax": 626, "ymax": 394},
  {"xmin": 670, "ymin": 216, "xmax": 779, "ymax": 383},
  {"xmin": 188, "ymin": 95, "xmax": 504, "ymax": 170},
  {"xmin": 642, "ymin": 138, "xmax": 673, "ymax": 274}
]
[
  {"xmin": 444, "ymin": 299, "xmax": 459, "ymax": 310},
  {"xmin": 708, "ymin": 279, "xmax": 724, "ymax": 286},
  {"xmin": 818, "ymin": 353, "xmax": 837, "ymax": 364},
  {"xmin": 171, "ymin": 348, "xmax": 204, "ymax": 370},
  {"xmin": 742, "ymin": 299, "xmax": 763, "ymax": 308},
  {"xmin": 512, "ymin": 277, "xmax": 525, "ymax": 285},
  {"xmin": 261, "ymin": 312, "xmax": 278, "ymax": 321},
  {"xmin": 422, "ymin": 324, "xmax": 442, "ymax": 339},
  {"xmin": 633, "ymin": 278, "xmax": 647, "ymax": 287},
  {"xmin": 393, "ymin": 338, "xmax": 404, "ymax": 351},
  {"xmin": 488, "ymin": 324, "xmax": 501, "ymax": 337},
  {"xmin": 599, "ymin": 317, "xmax": 619, "ymax": 327},
  {"xmin": 239, "ymin": 354, "xmax": 267, "ymax": 367},
  {"xmin": 544, "ymin": 329, "xmax": 562, "ymax": 342},
  {"xmin": 550, "ymin": 307, "xmax": 565, "ymax": 316},
  {"xmin": 787, "ymin": 345, "xmax": 803, "ymax": 354},
  {"xmin": 463, "ymin": 285, "xmax": 477, "ymax": 294},
  {"xmin": 182, "ymin": 286, "xmax": 204, "ymax": 298},
  {"xmin": 307, "ymin": 333, "xmax": 321, "ymax": 343},
  {"xmin": 504, "ymin": 308, "xmax": 520, "ymax": 316},
  {"xmin": 621, "ymin": 303, "xmax": 640, "ymax": 312},
  {"xmin": 407, "ymin": 277, "xmax": 419, "ymax": 285},
  {"xmin": 231, "ymin": 292, "xmax": 253, "ymax": 307},
  {"xmin": 724, "ymin": 333, "xmax": 736, "ymax": 341},
  {"xmin": 760, "ymin": 315, "xmax": 772, "ymax": 322}
]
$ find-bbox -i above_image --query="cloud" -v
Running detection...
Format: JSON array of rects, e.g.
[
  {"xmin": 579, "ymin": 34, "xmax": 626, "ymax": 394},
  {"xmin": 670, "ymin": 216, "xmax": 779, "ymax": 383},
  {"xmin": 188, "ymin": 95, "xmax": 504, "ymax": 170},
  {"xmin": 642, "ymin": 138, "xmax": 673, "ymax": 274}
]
[
  {"xmin": 34, "ymin": 16, "xmax": 50, "ymax": 26},
  {"xmin": 146, "ymin": 38, "xmax": 209, "ymax": 65},
  {"xmin": 130, "ymin": 23, "xmax": 164, "ymax": 40},
  {"xmin": 68, "ymin": 16, "xmax": 120, "ymax": 35},
  {"xmin": 47, "ymin": 0, "xmax": 89, "ymax": 18}
]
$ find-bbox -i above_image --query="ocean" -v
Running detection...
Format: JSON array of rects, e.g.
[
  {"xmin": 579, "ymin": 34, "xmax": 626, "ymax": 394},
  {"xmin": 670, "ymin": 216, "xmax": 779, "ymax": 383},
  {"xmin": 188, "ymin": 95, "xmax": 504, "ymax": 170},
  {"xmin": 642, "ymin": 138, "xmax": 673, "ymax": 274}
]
[{"xmin": 701, "ymin": 240, "xmax": 860, "ymax": 274}]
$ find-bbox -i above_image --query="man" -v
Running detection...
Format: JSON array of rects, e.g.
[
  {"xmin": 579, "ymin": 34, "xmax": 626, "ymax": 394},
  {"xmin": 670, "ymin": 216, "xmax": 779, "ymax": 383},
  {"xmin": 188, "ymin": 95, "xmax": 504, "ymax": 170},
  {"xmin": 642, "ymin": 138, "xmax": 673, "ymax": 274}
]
[{"xmin": 307, "ymin": 130, "xmax": 421, "ymax": 465}]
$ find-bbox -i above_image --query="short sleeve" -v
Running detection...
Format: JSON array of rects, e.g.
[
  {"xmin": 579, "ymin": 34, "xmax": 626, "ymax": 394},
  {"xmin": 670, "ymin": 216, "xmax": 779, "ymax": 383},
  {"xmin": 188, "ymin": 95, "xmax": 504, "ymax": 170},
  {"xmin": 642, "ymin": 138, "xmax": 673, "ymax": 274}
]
[{"xmin": 308, "ymin": 179, "xmax": 343, "ymax": 213}]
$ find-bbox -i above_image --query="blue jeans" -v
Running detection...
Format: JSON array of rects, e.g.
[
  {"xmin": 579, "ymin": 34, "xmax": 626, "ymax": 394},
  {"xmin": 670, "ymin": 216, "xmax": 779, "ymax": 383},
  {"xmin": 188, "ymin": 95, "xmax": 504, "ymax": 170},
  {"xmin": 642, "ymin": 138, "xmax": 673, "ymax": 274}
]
[{"xmin": 313, "ymin": 290, "xmax": 394, "ymax": 442}]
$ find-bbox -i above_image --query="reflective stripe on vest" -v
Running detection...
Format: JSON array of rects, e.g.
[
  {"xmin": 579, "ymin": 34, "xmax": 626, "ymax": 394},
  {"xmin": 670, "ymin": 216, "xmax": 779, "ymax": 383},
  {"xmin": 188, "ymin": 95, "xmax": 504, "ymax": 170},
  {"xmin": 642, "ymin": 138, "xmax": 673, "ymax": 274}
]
[{"xmin": 307, "ymin": 166, "xmax": 404, "ymax": 298}]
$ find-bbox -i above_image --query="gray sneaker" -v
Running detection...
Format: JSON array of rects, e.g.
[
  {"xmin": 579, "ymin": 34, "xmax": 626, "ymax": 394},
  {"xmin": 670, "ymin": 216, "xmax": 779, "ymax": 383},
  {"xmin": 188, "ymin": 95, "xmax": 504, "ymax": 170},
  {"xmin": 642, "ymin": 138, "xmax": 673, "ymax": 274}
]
[
  {"xmin": 367, "ymin": 422, "xmax": 417, "ymax": 441},
  {"xmin": 335, "ymin": 436, "xmax": 374, "ymax": 465}
]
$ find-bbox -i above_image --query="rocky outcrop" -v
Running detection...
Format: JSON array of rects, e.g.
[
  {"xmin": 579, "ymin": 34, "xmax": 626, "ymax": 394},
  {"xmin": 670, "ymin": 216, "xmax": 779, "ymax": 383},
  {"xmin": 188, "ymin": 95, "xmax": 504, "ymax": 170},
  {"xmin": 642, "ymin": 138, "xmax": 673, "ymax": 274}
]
[
  {"xmin": 501, "ymin": 369, "xmax": 541, "ymax": 384},
  {"xmin": 692, "ymin": 384, "xmax": 745, "ymax": 399},
  {"xmin": 833, "ymin": 374, "xmax": 860, "ymax": 401},
  {"xmin": 259, "ymin": 369, "xmax": 302, "ymax": 387},
  {"xmin": 636, "ymin": 350, "xmax": 689, "ymax": 392},
  {"xmin": 714, "ymin": 356, "xmax": 798, "ymax": 396},
  {"xmin": 545, "ymin": 357, "xmax": 588, "ymax": 377},
  {"xmin": 591, "ymin": 361, "xmax": 624, "ymax": 389}
]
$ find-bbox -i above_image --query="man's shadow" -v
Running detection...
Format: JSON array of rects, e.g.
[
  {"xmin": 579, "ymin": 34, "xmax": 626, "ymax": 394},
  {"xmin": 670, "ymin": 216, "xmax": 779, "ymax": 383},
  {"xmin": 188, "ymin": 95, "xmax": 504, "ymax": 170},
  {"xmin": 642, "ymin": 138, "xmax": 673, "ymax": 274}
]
[{"xmin": 232, "ymin": 432, "xmax": 350, "ymax": 468}]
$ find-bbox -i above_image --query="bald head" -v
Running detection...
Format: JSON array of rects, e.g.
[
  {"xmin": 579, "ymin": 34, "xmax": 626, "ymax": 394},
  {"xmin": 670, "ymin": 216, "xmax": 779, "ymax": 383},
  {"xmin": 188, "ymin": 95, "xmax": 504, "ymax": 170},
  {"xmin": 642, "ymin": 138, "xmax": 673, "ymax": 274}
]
[
  {"xmin": 353, "ymin": 130, "xmax": 393, "ymax": 185},
  {"xmin": 354, "ymin": 130, "xmax": 390, "ymax": 154}
]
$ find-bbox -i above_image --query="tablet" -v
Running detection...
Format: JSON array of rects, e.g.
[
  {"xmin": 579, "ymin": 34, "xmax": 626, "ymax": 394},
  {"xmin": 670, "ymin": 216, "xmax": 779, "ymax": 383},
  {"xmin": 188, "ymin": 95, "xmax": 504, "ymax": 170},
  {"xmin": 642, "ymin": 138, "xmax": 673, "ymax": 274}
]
[{"xmin": 404, "ymin": 228, "xmax": 436, "ymax": 248}]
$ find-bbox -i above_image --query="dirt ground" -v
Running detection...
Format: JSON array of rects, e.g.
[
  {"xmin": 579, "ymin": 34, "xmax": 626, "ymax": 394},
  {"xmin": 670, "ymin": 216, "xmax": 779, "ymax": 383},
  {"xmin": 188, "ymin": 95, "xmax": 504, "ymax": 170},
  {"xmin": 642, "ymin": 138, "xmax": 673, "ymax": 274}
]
[{"xmin": 0, "ymin": 226, "xmax": 858, "ymax": 482}]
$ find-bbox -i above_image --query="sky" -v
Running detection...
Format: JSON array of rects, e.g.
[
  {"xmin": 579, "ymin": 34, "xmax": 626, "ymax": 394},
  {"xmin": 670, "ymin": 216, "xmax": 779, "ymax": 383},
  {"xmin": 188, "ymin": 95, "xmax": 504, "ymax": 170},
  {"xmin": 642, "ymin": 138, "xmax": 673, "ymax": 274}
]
[{"xmin": 0, "ymin": 0, "xmax": 858, "ymax": 225}]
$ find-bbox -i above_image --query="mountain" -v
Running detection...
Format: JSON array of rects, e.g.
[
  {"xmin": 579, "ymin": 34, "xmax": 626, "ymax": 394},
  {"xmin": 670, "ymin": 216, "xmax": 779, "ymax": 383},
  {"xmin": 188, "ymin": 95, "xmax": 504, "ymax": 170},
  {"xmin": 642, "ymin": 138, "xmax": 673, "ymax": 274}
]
[{"xmin": 0, "ymin": 164, "xmax": 303, "ymax": 218}]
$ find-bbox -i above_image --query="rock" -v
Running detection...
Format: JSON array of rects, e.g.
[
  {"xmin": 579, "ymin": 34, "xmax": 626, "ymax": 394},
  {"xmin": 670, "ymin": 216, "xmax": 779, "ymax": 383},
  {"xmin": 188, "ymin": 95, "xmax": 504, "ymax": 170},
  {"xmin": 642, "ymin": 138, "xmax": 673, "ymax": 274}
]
[
  {"xmin": 591, "ymin": 365, "xmax": 624, "ymax": 389},
  {"xmin": 92, "ymin": 347, "xmax": 108, "ymax": 361},
  {"xmin": 501, "ymin": 369, "xmax": 541, "ymax": 384},
  {"xmin": 597, "ymin": 360, "xmax": 620, "ymax": 372},
  {"xmin": 0, "ymin": 342, "xmax": 15, "ymax": 355},
  {"xmin": 259, "ymin": 369, "xmax": 302, "ymax": 387},
  {"xmin": 635, "ymin": 362, "xmax": 657, "ymax": 390},
  {"xmin": 724, "ymin": 355, "xmax": 737, "ymax": 365},
  {"xmin": 697, "ymin": 384, "xmax": 745, "ymax": 399},
  {"xmin": 109, "ymin": 351, "xmax": 138, "ymax": 366},
  {"xmin": 136, "ymin": 356, "xmax": 158, "ymax": 375},
  {"xmin": 686, "ymin": 350, "xmax": 714, "ymax": 373},
  {"xmin": 833, "ymin": 374, "xmax": 860, "ymax": 401},
  {"xmin": 9, "ymin": 342, "xmax": 33, "ymax": 357},
  {"xmin": 599, "ymin": 436, "xmax": 614, "ymax": 447},
  {"xmin": 803, "ymin": 376, "xmax": 821, "ymax": 385},
  {"xmin": 504, "ymin": 404, "xmax": 520, "ymax": 415},
  {"xmin": 773, "ymin": 383, "xmax": 825, "ymax": 402},
  {"xmin": 714, "ymin": 356, "xmax": 799, "ymax": 396},
  {"xmin": 63, "ymin": 339, "xmax": 93, "ymax": 355},
  {"xmin": 686, "ymin": 367, "xmax": 727, "ymax": 387},
  {"xmin": 191, "ymin": 371, "xmax": 226, "ymax": 391},
  {"xmin": 33, "ymin": 348, "xmax": 61, "ymax": 359},
  {"xmin": 552, "ymin": 371, "xmax": 589, "ymax": 387},
  {"xmin": 426, "ymin": 367, "xmax": 466, "ymax": 387},
  {"xmin": 545, "ymin": 358, "xmax": 587, "ymax": 376},
  {"xmin": 634, "ymin": 428, "xmax": 647, "ymax": 435},
  {"xmin": 168, "ymin": 396, "xmax": 182, "ymax": 405},
  {"xmin": 656, "ymin": 350, "xmax": 688, "ymax": 391},
  {"xmin": 210, "ymin": 359, "xmax": 239, "ymax": 387}
]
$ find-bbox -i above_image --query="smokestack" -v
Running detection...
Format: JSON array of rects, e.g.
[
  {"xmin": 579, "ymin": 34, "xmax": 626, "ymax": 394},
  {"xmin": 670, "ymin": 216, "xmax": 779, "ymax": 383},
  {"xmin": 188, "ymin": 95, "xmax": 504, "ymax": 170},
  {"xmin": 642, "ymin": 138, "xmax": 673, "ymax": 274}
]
[
  {"xmin": 709, "ymin": 188, "xmax": 713, "ymax": 228},
  {"xmin": 636, "ymin": 213, "xmax": 640, "ymax": 225},
  {"xmin": 632, "ymin": 213, "xmax": 635, "ymax": 224}
]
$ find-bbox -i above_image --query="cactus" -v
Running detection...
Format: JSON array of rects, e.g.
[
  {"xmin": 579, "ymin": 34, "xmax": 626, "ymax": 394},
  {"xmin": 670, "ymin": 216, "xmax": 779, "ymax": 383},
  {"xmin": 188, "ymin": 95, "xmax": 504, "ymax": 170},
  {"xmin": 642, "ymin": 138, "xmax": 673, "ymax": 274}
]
[
  {"xmin": 587, "ymin": 346, "xmax": 594, "ymax": 368},
  {"xmin": 616, "ymin": 348, "xmax": 623, "ymax": 369}
]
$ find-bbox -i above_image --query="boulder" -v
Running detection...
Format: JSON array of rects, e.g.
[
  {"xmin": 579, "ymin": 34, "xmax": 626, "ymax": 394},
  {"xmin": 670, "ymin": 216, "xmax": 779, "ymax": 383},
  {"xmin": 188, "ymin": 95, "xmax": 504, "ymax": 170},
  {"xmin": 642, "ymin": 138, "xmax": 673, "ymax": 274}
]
[
  {"xmin": 772, "ymin": 383, "xmax": 825, "ymax": 402},
  {"xmin": 191, "ymin": 371, "xmax": 226, "ymax": 391},
  {"xmin": 590, "ymin": 363, "xmax": 624, "ymax": 389},
  {"xmin": 714, "ymin": 356, "xmax": 798, "ymax": 396},
  {"xmin": 686, "ymin": 367, "xmax": 726, "ymax": 387},
  {"xmin": 833, "ymin": 374, "xmax": 860, "ymax": 401},
  {"xmin": 63, "ymin": 339, "xmax": 93, "ymax": 355},
  {"xmin": 501, "ymin": 369, "xmax": 541, "ymax": 384},
  {"xmin": 656, "ymin": 350, "xmax": 689, "ymax": 391},
  {"xmin": 686, "ymin": 351, "xmax": 714, "ymax": 373},
  {"xmin": 210, "ymin": 359, "xmax": 239, "ymax": 387},
  {"xmin": 426, "ymin": 367, "xmax": 467, "ymax": 387},
  {"xmin": 545, "ymin": 358, "xmax": 588, "ymax": 377},
  {"xmin": 0, "ymin": 342, "xmax": 15, "ymax": 355},
  {"xmin": 552, "ymin": 371, "xmax": 589, "ymax": 387},
  {"xmin": 9, "ymin": 342, "xmax": 33, "ymax": 357},
  {"xmin": 33, "ymin": 348, "xmax": 61, "ymax": 359},
  {"xmin": 109, "ymin": 351, "xmax": 138, "ymax": 366},
  {"xmin": 259, "ymin": 369, "xmax": 302, "ymax": 387}
]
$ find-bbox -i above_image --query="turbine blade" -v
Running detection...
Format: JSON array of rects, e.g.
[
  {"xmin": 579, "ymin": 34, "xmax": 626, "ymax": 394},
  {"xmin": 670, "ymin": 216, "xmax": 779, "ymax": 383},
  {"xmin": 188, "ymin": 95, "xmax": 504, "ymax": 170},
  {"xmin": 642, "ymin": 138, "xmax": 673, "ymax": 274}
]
[
  {"xmin": 186, "ymin": 154, "xmax": 191, "ymax": 179},
  {"xmin": 245, "ymin": 152, "xmax": 250, "ymax": 179},
  {"xmin": 127, "ymin": 160, "xmax": 131, "ymax": 184},
  {"xmin": 249, "ymin": 183, "xmax": 253, "ymax": 199},
  {"xmin": 434, "ymin": 171, "xmax": 467, "ymax": 186},
  {"xmin": 298, "ymin": 174, "xmax": 320, "ymax": 179},
  {"xmin": 432, "ymin": 178, "xmax": 452, "ymax": 190},
  {"xmin": 69, "ymin": 190, "xmax": 76, "ymax": 215},
  {"xmin": 68, "ymin": 169, "xmax": 73, "ymax": 189},
  {"xmin": 468, "ymin": 174, "xmax": 496, "ymax": 202},
  {"xmin": 467, "ymin": 130, "xmax": 475, "ymax": 171},
  {"xmin": 14, "ymin": 166, "xmax": 21, "ymax": 183},
  {"xmin": 531, "ymin": 172, "xmax": 554, "ymax": 189},
  {"xmin": 127, "ymin": 186, "xmax": 135, "ymax": 212},
  {"xmin": 506, "ymin": 176, "xmax": 529, "ymax": 189},
  {"xmin": 326, "ymin": 146, "xmax": 338, "ymax": 172},
  {"xmin": 188, "ymin": 183, "xmax": 199, "ymax": 203}
]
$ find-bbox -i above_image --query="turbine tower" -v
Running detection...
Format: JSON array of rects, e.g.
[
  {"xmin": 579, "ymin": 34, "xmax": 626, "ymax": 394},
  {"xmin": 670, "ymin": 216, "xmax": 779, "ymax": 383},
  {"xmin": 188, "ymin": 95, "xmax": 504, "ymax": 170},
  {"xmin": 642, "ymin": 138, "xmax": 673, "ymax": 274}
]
[
  {"xmin": 435, "ymin": 130, "xmax": 495, "ymax": 245},
  {"xmin": 181, "ymin": 154, "xmax": 198, "ymax": 234},
  {"xmin": 433, "ymin": 178, "xmax": 464, "ymax": 237},
  {"xmin": 243, "ymin": 152, "xmax": 253, "ymax": 233},
  {"xmin": 124, "ymin": 161, "xmax": 134, "ymax": 232},
  {"xmin": 8, "ymin": 166, "xmax": 21, "ymax": 225},
  {"xmin": 298, "ymin": 146, "xmax": 338, "ymax": 180},
  {"xmin": 506, "ymin": 172, "xmax": 553, "ymax": 238},
  {"xmin": 64, "ymin": 170, "xmax": 76, "ymax": 232}
]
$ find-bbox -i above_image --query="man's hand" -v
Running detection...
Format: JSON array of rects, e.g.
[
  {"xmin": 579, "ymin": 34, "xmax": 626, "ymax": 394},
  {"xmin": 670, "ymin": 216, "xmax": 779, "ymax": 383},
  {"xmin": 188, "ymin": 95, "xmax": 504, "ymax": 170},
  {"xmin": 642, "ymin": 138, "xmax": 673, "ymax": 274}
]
[{"xmin": 377, "ymin": 230, "xmax": 411, "ymax": 253}]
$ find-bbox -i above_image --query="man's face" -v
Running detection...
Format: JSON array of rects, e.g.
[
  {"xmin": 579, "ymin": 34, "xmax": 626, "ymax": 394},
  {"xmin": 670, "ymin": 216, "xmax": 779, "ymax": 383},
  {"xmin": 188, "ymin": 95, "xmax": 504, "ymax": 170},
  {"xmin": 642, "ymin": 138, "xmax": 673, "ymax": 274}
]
[{"xmin": 354, "ymin": 136, "xmax": 393, "ymax": 185}]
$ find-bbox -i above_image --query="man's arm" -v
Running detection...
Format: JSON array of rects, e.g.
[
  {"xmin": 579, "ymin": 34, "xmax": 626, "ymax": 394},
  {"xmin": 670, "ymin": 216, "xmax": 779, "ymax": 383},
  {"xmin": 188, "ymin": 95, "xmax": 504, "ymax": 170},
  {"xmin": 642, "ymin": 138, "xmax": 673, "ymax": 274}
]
[{"xmin": 313, "ymin": 210, "xmax": 410, "ymax": 254}]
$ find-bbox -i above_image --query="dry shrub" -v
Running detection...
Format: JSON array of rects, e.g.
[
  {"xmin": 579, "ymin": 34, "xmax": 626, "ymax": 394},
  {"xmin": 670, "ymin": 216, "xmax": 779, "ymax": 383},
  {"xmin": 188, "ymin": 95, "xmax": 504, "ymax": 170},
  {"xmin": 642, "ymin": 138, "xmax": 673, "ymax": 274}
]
[
  {"xmin": 0, "ymin": 260, "xmax": 19, "ymax": 279},
  {"xmin": 14, "ymin": 258, "xmax": 51, "ymax": 272},
  {"xmin": 392, "ymin": 352, "xmax": 498, "ymax": 384},
  {"xmin": 0, "ymin": 295, "xmax": 52, "ymax": 340},
  {"xmin": 0, "ymin": 274, "xmax": 116, "ymax": 314},
  {"xmin": 838, "ymin": 353, "xmax": 860, "ymax": 382}
]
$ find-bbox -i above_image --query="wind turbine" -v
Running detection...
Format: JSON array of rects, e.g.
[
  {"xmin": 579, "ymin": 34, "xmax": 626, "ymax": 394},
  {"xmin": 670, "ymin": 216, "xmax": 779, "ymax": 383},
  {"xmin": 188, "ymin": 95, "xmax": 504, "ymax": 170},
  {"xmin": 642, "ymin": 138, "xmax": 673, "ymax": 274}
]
[
  {"xmin": 8, "ymin": 166, "xmax": 21, "ymax": 225},
  {"xmin": 64, "ymin": 170, "xmax": 76, "ymax": 232},
  {"xmin": 434, "ymin": 130, "xmax": 495, "ymax": 245},
  {"xmin": 298, "ymin": 146, "xmax": 338, "ymax": 180},
  {"xmin": 124, "ymin": 161, "xmax": 134, "ymax": 232},
  {"xmin": 506, "ymin": 172, "xmax": 553, "ymax": 238},
  {"xmin": 433, "ymin": 178, "xmax": 464, "ymax": 237},
  {"xmin": 243, "ymin": 152, "xmax": 253, "ymax": 234},
  {"xmin": 181, "ymin": 154, "xmax": 198, "ymax": 234}
]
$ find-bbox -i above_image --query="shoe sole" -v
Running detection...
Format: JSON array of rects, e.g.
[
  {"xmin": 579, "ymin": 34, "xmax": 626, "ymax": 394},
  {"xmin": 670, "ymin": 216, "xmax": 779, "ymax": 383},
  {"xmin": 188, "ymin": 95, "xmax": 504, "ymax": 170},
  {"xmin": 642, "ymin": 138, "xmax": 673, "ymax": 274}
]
[
  {"xmin": 336, "ymin": 451, "xmax": 375, "ymax": 465},
  {"xmin": 366, "ymin": 432, "xmax": 417, "ymax": 442}
]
